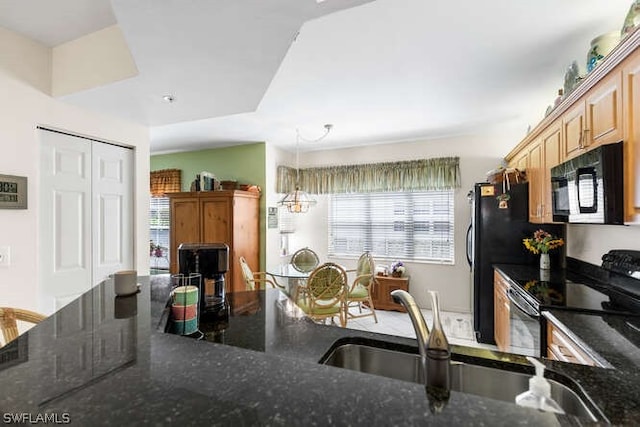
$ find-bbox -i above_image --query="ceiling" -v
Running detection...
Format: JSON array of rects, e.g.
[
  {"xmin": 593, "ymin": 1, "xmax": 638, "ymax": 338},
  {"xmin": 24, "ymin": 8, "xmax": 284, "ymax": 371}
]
[{"xmin": 0, "ymin": 0, "xmax": 633, "ymax": 154}]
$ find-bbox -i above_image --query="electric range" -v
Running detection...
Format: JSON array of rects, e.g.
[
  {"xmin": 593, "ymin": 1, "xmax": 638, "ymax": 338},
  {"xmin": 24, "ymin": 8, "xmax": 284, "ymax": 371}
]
[{"xmin": 507, "ymin": 250, "xmax": 640, "ymax": 316}]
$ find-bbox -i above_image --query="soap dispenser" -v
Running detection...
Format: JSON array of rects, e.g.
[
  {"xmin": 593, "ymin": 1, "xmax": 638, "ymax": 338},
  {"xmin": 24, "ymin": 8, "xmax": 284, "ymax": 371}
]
[{"xmin": 515, "ymin": 357, "xmax": 565, "ymax": 414}]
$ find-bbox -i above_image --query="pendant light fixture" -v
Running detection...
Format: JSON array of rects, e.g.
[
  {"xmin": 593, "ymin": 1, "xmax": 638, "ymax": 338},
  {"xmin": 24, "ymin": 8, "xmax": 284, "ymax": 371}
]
[{"xmin": 278, "ymin": 124, "xmax": 333, "ymax": 214}]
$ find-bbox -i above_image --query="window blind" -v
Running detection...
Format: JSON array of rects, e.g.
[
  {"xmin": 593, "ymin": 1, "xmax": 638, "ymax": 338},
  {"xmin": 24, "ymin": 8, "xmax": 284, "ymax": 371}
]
[
  {"xmin": 328, "ymin": 191, "xmax": 455, "ymax": 263},
  {"xmin": 149, "ymin": 197, "xmax": 170, "ymax": 264}
]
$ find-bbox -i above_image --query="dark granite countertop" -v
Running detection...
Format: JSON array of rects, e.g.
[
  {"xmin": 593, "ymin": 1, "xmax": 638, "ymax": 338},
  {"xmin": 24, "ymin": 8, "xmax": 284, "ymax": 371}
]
[{"xmin": 1, "ymin": 275, "xmax": 638, "ymax": 425}]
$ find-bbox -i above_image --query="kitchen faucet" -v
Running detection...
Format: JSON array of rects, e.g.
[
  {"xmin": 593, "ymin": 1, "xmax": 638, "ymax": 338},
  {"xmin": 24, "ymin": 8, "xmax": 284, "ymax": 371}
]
[
  {"xmin": 390, "ymin": 289, "xmax": 430, "ymax": 375},
  {"xmin": 391, "ymin": 289, "xmax": 451, "ymax": 412}
]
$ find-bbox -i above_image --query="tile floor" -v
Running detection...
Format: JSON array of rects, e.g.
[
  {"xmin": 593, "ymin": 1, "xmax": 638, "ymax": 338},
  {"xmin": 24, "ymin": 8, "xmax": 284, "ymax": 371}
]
[{"xmin": 343, "ymin": 306, "xmax": 499, "ymax": 351}]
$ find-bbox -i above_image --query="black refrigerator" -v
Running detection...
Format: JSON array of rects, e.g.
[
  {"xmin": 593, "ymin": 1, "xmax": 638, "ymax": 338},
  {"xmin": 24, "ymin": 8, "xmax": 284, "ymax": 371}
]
[{"xmin": 466, "ymin": 182, "xmax": 565, "ymax": 344}]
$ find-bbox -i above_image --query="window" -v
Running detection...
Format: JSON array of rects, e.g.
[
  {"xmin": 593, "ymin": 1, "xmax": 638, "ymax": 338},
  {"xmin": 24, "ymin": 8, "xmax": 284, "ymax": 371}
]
[
  {"xmin": 149, "ymin": 197, "xmax": 170, "ymax": 270},
  {"xmin": 328, "ymin": 191, "xmax": 454, "ymax": 263}
]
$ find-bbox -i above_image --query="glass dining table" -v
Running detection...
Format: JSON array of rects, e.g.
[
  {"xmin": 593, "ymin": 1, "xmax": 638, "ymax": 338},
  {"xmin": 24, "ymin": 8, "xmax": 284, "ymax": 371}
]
[
  {"xmin": 267, "ymin": 263, "xmax": 354, "ymax": 300},
  {"xmin": 267, "ymin": 263, "xmax": 313, "ymax": 299}
]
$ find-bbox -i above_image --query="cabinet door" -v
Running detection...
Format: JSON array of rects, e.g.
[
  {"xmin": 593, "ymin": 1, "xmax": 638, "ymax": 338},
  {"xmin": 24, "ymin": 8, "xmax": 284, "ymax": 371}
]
[
  {"xmin": 541, "ymin": 124, "xmax": 563, "ymax": 222},
  {"xmin": 563, "ymin": 102, "xmax": 586, "ymax": 159},
  {"xmin": 231, "ymin": 195, "xmax": 260, "ymax": 293},
  {"xmin": 515, "ymin": 153, "xmax": 528, "ymax": 173},
  {"xmin": 507, "ymin": 149, "xmax": 528, "ymax": 172},
  {"xmin": 622, "ymin": 54, "xmax": 640, "ymax": 223},
  {"xmin": 372, "ymin": 277, "xmax": 408, "ymax": 312},
  {"xmin": 494, "ymin": 272, "xmax": 510, "ymax": 352},
  {"xmin": 170, "ymin": 197, "xmax": 200, "ymax": 273},
  {"xmin": 585, "ymin": 70, "xmax": 622, "ymax": 149},
  {"xmin": 201, "ymin": 197, "xmax": 232, "ymax": 243},
  {"xmin": 546, "ymin": 321, "xmax": 597, "ymax": 366},
  {"xmin": 527, "ymin": 140, "xmax": 543, "ymax": 222},
  {"xmin": 201, "ymin": 197, "xmax": 233, "ymax": 289}
]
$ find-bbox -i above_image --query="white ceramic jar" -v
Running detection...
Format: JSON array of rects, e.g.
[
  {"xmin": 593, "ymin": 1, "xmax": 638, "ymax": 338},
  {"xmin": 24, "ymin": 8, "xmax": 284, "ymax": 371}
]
[{"xmin": 587, "ymin": 31, "xmax": 621, "ymax": 73}]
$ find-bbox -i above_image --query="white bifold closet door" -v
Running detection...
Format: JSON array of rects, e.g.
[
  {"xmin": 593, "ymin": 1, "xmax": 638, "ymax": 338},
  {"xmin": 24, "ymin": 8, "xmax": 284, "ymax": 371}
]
[{"xmin": 39, "ymin": 129, "xmax": 134, "ymax": 313}]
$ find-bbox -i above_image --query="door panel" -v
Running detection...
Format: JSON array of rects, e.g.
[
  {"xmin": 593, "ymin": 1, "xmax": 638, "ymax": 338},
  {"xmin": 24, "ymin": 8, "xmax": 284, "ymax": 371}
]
[
  {"xmin": 39, "ymin": 129, "xmax": 134, "ymax": 313},
  {"xmin": 169, "ymin": 198, "xmax": 200, "ymax": 273},
  {"xmin": 92, "ymin": 142, "xmax": 134, "ymax": 285},
  {"xmin": 202, "ymin": 199, "xmax": 231, "ymax": 243},
  {"xmin": 40, "ymin": 131, "xmax": 92, "ymax": 313}
]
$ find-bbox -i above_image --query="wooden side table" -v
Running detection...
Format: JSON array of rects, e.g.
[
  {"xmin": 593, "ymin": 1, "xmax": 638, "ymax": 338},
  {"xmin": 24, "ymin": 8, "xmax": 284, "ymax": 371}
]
[{"xmin": 371, "ymin": 275, "xmax": 409, "ymax": 312}]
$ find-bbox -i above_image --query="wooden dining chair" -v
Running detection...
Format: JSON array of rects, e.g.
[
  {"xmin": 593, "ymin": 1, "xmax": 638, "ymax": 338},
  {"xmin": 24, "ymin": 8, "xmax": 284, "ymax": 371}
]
[
  {"xmin": 296, "ymin": 262, "xmax": 348, "ymax": 327},
  {"xmin": 290, "ymin": 247, "xmax": 320, "ymax": 302},
  {"xmin": 290, "ymin": 247, "xmax": 320, "ymax": 273},
  {"xmin": 346, "ymin": 252, "xmax": 378, "ymax": 323},
  {"xmin": 0, "ymin": 307, "xmax": 46, "ymax": 347},
  {"xmin": 239, "ymin": 256, "xmax": 284, "ymax": 291}
]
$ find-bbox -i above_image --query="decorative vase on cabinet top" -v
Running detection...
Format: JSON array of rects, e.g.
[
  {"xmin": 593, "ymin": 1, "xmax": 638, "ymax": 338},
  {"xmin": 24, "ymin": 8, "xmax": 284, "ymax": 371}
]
[
  {"xmin": 622, "ymin": 0, "xmax": 640, "ymax": 38},
  {"xmin": 587, "ymin": 31, "xmax": 620, "ymax": 72}
]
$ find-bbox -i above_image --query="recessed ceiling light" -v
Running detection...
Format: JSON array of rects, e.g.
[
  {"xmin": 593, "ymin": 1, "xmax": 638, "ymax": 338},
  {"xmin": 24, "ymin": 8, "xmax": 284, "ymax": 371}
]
[{"xmin": 162, "ymin": 95, "xmax": 175, "ymax": 103}]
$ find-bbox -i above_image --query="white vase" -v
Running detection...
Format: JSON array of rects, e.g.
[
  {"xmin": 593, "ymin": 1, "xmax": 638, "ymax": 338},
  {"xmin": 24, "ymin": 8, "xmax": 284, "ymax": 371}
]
[
  {"xmin": 540, "ymin": 268, "xmax": 550, "ymax": 282},
  {"xmin": 540, "ymin": 253, "xmax": 551, "ymax": 270}
]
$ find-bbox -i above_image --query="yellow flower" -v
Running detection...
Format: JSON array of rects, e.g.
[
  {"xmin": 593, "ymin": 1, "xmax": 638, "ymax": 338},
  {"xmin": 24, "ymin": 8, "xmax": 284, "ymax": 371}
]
[{"xmin": 523, "ymin": 229, "xmax": 564, "ymax": 254}]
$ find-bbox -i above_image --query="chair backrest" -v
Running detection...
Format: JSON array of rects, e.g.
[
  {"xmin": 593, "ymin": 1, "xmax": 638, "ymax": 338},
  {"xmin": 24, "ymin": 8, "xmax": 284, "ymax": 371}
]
[
  {"xmin": 306, "ymin": 263, "xmax": 348, "ymax": 308},
  {"xmin": 355, "ymin": 251, "xmax": 375, "ymax": 287},
  {"xmin": 0, "ymin": 307, "xmax": 46, "ymax": 347},
  {"xmin": 238, "ymin": 256, "xmax": 256, "ymax": 290},
  {"xmin": 291, "ymin": 247, "xmax": 319, "ymax": 273}
]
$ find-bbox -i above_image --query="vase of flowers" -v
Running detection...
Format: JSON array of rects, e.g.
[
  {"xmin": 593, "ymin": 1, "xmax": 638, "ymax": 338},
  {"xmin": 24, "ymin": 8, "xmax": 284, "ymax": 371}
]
[
  {"xmin": 522, "ymin": 229, "xmax": 564, "ymax": 270},
  {"xmin": 390, "ymin": 261, "xmax": 405, "ymax": 277}
]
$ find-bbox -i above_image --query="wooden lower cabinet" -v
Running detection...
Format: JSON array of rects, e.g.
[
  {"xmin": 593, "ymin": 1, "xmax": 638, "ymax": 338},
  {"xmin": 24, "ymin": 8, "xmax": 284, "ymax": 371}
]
[
  {"xmin": 546, "ymin": 320, "xmax": 597, "ymax": 366},
  {"xmin": 371, "ymin": 276, "xmax": 409, "ymax": 312},
  {"xmin": 494, "ymin": 271, "xmax": 510, "ymax": 352}
]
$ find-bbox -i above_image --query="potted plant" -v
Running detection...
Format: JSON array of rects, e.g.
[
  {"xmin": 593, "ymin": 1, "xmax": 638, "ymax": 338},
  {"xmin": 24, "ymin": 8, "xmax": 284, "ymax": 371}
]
[{"xmin": 390, "ymin": 261, "xmax": 406, "ymax": 278}]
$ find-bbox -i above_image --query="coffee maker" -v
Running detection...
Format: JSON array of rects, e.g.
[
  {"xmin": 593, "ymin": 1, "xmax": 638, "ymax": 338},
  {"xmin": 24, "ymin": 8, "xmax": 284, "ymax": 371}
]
[{"xmin": 178, "ymin": 243, "xmax": 229, "ymax": 313}]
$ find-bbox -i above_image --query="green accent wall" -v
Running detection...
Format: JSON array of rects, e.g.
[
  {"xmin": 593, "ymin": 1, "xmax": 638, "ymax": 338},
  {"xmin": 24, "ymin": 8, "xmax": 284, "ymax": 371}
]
[{"xmin": 151, "ymin": 143, "xmax": 267, "ymax": 270}]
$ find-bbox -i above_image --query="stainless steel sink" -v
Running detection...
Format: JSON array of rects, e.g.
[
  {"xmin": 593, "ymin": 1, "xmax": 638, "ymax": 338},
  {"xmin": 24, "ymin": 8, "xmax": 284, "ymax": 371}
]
[{"xmin": 321, "ymin": 343, "xmax": 601, "ymax": 422}]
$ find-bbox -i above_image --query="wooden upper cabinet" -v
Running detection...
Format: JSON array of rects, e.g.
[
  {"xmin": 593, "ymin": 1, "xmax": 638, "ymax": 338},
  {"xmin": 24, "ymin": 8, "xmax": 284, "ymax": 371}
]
[
  {"xmin": 622, "ymin": 51, "xmax": 640, "ymax": 223},
  {"xmin": 505, "ymin": 32, "xmax": 639, "ymax": 224},
  {"xmin": 527, "ymin": 139, "xmax": 543, "ymax": 222},
  {"xmin": 562, "ymin": 102, "xmax": 586, "ymax": 159},
  {"xmin": 508, "ymin": 150, "xmax": 528, "ymax": 172},
  {"xmin": 563, "ymin": 69, "xmax": 622, "ymax": 160},
  {"xmin": 585, "ymin": 70, "xmax": 623, "ymax": 149},
  {"xmin": 541, "ymin": 123, "xmax": 563, "ymax": 222}
]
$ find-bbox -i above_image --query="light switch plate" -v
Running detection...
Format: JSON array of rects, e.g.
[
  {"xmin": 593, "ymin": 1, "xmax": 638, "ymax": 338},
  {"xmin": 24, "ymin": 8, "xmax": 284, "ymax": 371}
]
[{"xmin": 0, "ymin": 246, "xmax": 10, "ymax": 267}]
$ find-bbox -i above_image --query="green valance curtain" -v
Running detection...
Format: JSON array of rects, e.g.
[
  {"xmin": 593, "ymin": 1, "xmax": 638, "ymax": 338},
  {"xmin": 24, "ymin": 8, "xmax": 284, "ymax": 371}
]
[{"xmin": 276, "ymin": 157, "xmax": 460, "ymax": 194}]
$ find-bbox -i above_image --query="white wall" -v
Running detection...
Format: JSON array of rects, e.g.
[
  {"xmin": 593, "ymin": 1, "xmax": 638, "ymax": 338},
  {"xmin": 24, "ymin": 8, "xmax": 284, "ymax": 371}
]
[
  {"xmin": 567, "ymin": 224, "xmax": 640, "ymax": 265},
  {"xmin": 0, "ymin": 27, "xmax": 150, "ymax": 314},
  {"xmin": 270, "ymin": 133, "xmax": 510, "ymax": 312},
  {"xmin": 265, "ymin": 143, "xmax": 293, "ymax": 267}
]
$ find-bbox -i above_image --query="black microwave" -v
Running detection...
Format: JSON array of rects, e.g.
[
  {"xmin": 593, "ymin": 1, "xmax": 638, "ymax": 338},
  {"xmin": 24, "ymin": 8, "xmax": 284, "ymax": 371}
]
[{"xmin": 550, "ymin": 142, "xmax": 624, "ymax": 224}]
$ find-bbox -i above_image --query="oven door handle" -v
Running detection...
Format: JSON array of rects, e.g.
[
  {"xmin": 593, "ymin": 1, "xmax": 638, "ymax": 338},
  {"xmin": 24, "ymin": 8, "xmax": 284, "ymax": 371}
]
[{"xmin": 507, "ymin": 288, "xmax": 539, "ymax": 319}]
